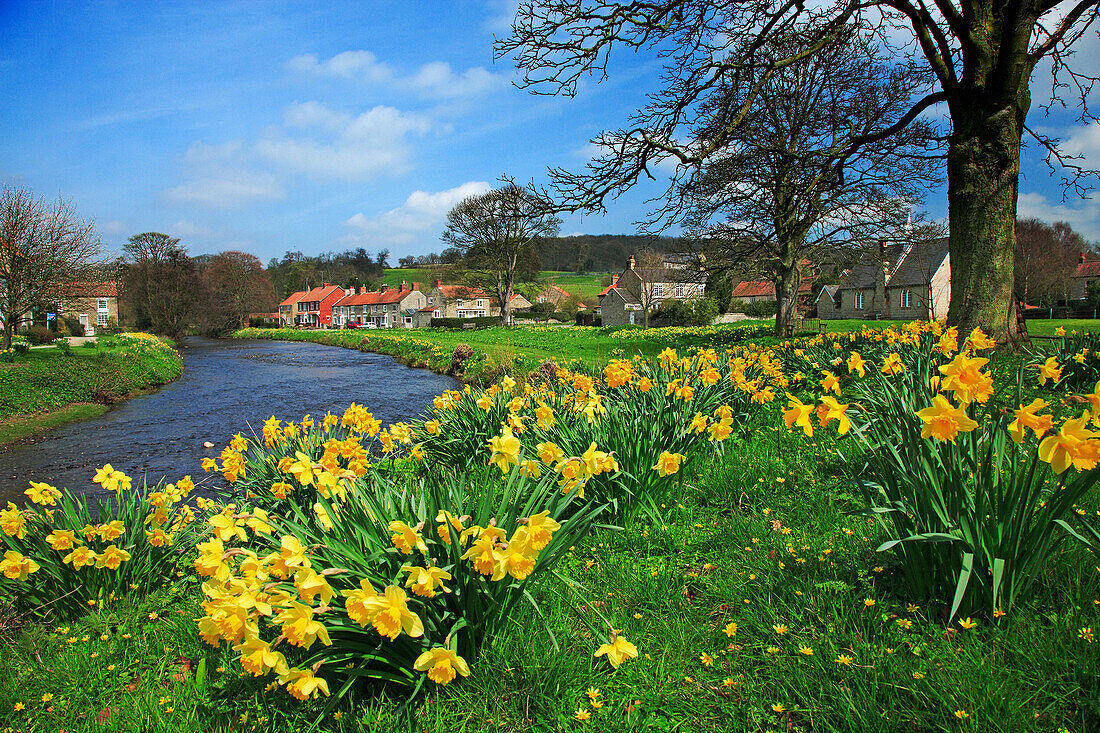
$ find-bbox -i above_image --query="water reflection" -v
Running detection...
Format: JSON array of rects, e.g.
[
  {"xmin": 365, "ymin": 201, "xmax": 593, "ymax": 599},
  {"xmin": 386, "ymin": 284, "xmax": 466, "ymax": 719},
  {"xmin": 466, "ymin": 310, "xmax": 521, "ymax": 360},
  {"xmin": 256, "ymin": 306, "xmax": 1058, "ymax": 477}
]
[{"xmin": 0, "ymin": 337, "xmax": 459, "ymax": 504}]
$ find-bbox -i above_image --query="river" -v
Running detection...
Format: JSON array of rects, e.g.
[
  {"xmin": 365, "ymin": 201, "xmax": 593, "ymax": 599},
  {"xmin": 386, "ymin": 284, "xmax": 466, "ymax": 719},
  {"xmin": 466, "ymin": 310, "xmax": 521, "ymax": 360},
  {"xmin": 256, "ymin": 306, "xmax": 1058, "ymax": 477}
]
[{"xmin": 0, "ymin": 337, "xmax": 460, "ymax": 504}]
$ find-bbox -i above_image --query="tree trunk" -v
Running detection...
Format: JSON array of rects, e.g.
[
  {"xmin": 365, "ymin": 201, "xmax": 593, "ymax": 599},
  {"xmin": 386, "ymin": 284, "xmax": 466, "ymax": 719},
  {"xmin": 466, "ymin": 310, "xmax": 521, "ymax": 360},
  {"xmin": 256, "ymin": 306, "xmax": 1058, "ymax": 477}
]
[
  {"xmin": 774, "ymin": 263, "xmax": 800, "ymax": 338},
  {"xmin": 3, "ymin": 317, "xmax": 12, "ymax": 349},
  {"xmin": 945, "ymin": 107, "xmax": 1023, "ymax": 344}
]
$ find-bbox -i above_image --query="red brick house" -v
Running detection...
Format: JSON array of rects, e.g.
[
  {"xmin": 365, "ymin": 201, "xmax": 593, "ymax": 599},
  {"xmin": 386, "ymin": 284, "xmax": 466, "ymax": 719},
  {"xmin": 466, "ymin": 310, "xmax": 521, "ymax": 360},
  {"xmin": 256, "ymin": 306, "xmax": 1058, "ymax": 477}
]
[
  {"xmin": 331, "ymin": 282, "xmax": 427, "ymax": 328},
  {"xmin": 284, "ymin": 283, "xmax": 344, "ymax": 328}
]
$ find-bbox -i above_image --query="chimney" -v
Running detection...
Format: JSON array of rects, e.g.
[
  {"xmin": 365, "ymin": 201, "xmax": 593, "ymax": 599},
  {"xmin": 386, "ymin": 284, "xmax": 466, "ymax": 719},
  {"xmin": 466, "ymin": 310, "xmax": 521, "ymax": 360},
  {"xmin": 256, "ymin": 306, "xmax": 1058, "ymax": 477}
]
[
  {"xmin": 401, "ymin": 279, "xmax": 408, "ymax": 290},
  {"xmin": 359, "ymin": 286, "xmax": 367, "ymax": 295},
  {"xmin": 628, "ymin": 255, "xmax": 635, "ymax": 270},
  {"xmin": 345, "ymin": 288, "xmax": 353, "ymax": 296},
  {"xmin": 434, "ymin": 279, "xmax": 442, "ymax": 288},
  {"xmin": 1081, "ymin": 253, "xmax": 1088, "ymax": 264},
  {"xmin": 322, "ymin": 282, "xmax": 330, "ymax": 288},
  {"xmin": 380, "ymin": 283, "xmax": 389, "ymax": 293},
  {"xmin": 412, "ymin": 281, "xmax": 420, "ymax": 291},
  {"xmin": 612, "ymin": 274, "xmax": 619, "ymax": 286}
]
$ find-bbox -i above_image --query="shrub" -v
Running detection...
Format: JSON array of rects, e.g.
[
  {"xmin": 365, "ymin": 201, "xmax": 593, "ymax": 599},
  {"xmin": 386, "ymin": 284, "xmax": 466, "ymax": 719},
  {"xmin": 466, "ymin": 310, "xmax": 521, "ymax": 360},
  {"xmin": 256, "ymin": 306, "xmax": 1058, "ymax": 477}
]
[
  {"xmin": 430, "ymin": 316, "xmax": 500, "ymax": 329},
  {"xmin": 62, "ymin": 317, "xmax": 85, "ymax": 337},
  {"xmin": 727, "ymin": 298, "xmax": 747, "ymax": 313},
  {"xmin": 20, "ymin": 325, "xmax": 55, "ymax": 345},
  {"xmin": 744, "ymin": 300, "xmax": 779, "ymax": 318},
  {"xmin": 1035, "ymin": 330, "xmax": 1100, "ymax": 391}
]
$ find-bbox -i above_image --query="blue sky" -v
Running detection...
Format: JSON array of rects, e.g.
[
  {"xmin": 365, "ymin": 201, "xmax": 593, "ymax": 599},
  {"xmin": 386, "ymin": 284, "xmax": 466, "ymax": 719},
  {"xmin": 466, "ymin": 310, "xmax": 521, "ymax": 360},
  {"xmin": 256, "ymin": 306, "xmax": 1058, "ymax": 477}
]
[{"xmin": 1, "ymin": 1, "xmax": 1098, "ymax": 265}]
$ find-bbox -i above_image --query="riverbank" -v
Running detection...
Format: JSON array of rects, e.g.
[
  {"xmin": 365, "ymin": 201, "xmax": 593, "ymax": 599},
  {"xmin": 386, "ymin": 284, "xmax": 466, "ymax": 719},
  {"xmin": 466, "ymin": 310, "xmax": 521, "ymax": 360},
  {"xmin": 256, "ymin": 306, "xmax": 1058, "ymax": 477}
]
[
  {"xmin": 0, "ymin": 333, "xmax": 182, "ymax": 444},
  {"xmin": 233, "ymin": 323, "xmax": 779, "ymax": 383}
]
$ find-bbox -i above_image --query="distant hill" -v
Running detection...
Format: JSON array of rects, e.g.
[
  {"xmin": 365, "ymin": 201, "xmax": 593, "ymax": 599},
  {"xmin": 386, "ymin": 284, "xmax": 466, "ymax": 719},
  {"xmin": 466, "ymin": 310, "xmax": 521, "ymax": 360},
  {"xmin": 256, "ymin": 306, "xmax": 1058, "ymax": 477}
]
[{"xmin": 537, "ymin": 234, "xmax": 685, "ymax": 273}]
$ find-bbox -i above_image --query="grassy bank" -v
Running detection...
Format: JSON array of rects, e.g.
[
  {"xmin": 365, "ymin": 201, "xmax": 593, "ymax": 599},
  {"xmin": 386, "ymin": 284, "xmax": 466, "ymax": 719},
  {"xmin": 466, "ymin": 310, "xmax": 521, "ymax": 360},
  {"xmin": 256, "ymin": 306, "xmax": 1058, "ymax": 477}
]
[
  {"xmin": 0, "ymin": 334, "xmax": 182, "ymax": 441},
  {"xmin": 233, "ymin": 323, "xmax": 779, "ymax": 383}
]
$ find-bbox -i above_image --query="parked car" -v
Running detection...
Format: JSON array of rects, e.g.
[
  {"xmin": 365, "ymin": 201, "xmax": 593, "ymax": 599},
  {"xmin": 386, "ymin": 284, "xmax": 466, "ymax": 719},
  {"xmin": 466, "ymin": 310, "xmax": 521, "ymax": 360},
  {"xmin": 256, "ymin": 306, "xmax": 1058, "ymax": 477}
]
[{"xmin": 345, "ymin": 322, "xmax": 361, "ymax": 329}]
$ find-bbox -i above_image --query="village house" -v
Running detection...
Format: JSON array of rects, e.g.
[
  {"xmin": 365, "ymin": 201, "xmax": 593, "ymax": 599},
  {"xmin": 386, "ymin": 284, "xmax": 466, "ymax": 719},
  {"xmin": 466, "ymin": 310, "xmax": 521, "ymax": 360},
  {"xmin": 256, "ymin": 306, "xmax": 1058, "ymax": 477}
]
[
  {"xmin": 1071, "ymin": 254, "xmax": 1100, "ymax": 300},
  {"xmin": 730, "ymin": 279, "xmax": 813, "ymax": 304},
  {"xmin": 411, "ymin": 281, "xmax": 531, "ymax": 327},
  {"xmin": 277, "ymin": 291, "xmax": 303, "ymax": 327},
  {"xmin": 533, "ymin": 284, "xmax": 586, "ymax": 310},
  {"xmin": 279, "ymin": 283, "xmax": 344, "ymax": 328},
  {"xmin": 331, "ymin": 281, "xmax": 427, "ymax": 329},
  {"xmin": 823, "ymin": 238, "xmax": 951, "ymax": 321},
  {"xmin": 597, "ymin": 255, "xmax": 707, "ymax": 327},
  {"xmin": 57, "ymin": 281, "xmax": 118, "ymax": 335}
]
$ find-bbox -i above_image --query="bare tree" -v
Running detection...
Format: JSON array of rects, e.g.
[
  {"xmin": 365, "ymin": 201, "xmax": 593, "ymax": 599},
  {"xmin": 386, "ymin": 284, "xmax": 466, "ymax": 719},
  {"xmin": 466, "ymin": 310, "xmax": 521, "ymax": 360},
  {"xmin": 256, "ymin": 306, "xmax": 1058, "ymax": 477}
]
[
  {"xmin": 442, "ymin": 181, "xmax": 561, "ymax": 326},
  {"xmin": 0, "ymin": 185, "xmax": 100, "ymax": 348},
  {"xmin": 199, "ymin": 251, "xmax": 277, "ymax": 333},
  {"xmin": 1015, "ymin": 218, "xmax": 1092, "ymax": 307},
  {"xmin": 676, "ymin": 29, "xmax": 940, "ymax": 336},
  {"xmin": 120, "ymin": 232, "xmax": 199, "ymax": 340},
  {"xmin": 498, "ymin": 0, "xmax": 1099, "ymax": 343}
]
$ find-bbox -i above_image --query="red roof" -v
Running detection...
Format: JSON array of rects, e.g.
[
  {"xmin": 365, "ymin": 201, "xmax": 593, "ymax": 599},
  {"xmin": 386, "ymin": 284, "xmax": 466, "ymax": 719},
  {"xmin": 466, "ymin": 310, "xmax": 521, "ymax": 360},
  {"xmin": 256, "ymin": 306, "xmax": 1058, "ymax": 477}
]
[
  {"xmin": 437, "ymin": 285, "xmax": 490, "ymax": 299},
  {"xmin": 279, "ymin": 291, "xmax": 305, "ymax": 307},
  {"xmin": 1074, "ymin": 261, "xmax": 1100, "ymax": 278},
  {"xmin": 731, "ymin": 280, "xmax": 812, "ymax": 298},
  {"xmin": 297, "ymin": 284, "xmax": 344, "ymax": 304},
  {"xmin": 63, "ymin": 281, "xmax": 117, "ymax": 298},
  {"xmin": 334, "ymin": 288, "xmax": 415, "ymax": 307}
]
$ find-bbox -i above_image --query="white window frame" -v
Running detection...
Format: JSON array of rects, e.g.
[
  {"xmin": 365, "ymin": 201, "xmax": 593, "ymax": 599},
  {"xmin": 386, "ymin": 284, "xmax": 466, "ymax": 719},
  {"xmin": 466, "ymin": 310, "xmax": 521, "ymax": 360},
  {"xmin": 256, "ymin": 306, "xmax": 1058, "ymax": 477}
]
[
  {"xmin": 476, "ymin": 299, "xmax": 484, "ymax": 308},
  {"xmin": 900, "ymin": 289, "xmax": 912, "ymax": 308},
  {"xmin": 653, "ymin": 283, "xmax": 664, "ymax": 298},
  {"xmin": 675, "ymin": 283, "xmax": 685, "ymax": 298},
  {"xmin": 97, "ymin": 313, "xmax": 108, "ymax": 326},
  {"xmin": 433, "ymin": 310, "xmax": 441, "ymax": 318},
  {"xmin": 854, "ymin": 292, "xmax": 864, "ymax": 310},
  {"xmin": 97, "ymin": 298, "xmax": 108, "ymax": 311}
]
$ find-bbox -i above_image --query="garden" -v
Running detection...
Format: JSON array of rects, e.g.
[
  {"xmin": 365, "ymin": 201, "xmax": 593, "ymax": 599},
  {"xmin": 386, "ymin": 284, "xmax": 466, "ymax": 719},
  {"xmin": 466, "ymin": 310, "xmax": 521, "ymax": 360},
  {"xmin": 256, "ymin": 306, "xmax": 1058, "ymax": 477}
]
[{"xmin": 0, "ymin": 322, "xmax": 1098, "ymax": 732}]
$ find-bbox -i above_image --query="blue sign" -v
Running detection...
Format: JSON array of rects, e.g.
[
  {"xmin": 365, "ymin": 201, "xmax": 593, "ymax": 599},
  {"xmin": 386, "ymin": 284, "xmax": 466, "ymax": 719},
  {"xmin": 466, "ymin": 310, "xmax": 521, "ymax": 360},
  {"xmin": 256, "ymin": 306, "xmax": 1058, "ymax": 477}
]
[{"xmin": 46, "ymin": 312, "xmax": 56, "ymax": 321}]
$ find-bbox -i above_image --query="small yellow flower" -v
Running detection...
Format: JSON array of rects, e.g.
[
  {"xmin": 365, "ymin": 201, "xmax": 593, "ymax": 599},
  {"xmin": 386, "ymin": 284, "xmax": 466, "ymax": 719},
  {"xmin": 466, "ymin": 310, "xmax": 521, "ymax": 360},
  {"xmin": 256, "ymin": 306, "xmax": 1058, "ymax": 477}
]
[
  {"xmin": 590, "ymin": 699, "xmax": 604, "ymax": 709},
  {"xmin": 954, "ymin": 710, "xmax": 970, "ymax": 719},
  {"xmin": 574, "ymin": 708, "xmax": 591, "ymax": 720},
  {"xmin": 864, "ymin": 598, "xmax": 875, "ymax": 608},
  {"xmin": 1079, "ymin": 627, "xmax": 1095, "ymax": 643},
  {"xmin": 14, "ymin": 702, "xmax": 25, "ymax": 711},
  {"xmin": 958, "ymin": 617, "xmax": 977, "ymax": 630},
  {"xmin": 772, "ymin": 703, "xmax": 786, "ymax": 713},
  {"xmin": 148, "ymin": 612, "xmax": 158, "ymax": 620},
  {"xmin": 834, "ymin": 655, "xmax": 852, "ymax": 665},
  {"xmin": 700, "ymin": 652, "xmax": 714, "ymax": 666},
  {"xmin": 798, "ymin": 645, "xmax": 813, "ymax": 656},
  {"xmin": 41, "ymin": 692, "xmax": 53, "ymax": 702},
  {"xmin": 896, "ymin": 618, "xmax": 912, "ymax": 629},
  {"xmin": 772, "ymin": 624, "xmax": 787, "ymax": 635},
  {"xmin": 912, "ymin": 671, "xmax": 924, "ymax": 679},
  {"xmin": 724, "ymin": 622, "xmax": 738, "ymax": 637},
  {"xmin": 586, "ymin": 687, "xmax": 600, "ymax": 700}
]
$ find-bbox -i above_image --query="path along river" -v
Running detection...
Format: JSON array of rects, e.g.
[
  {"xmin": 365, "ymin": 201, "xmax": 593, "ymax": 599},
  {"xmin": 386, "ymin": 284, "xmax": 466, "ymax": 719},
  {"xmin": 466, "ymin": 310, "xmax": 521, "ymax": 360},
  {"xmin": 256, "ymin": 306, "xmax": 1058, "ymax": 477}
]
[{"xmin": 0, "ymin": 337, "xmax": 459, "ymax": 504}]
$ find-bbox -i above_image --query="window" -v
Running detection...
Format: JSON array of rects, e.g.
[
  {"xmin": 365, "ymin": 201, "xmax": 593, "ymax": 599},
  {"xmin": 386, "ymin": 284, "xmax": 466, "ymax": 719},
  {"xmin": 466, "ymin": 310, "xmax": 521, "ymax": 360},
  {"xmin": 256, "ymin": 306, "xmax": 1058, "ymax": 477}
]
[
  {"xmin": 675, "ymin": 283, "xmax": 685, "ymax": 298},
  {"xmin": 854, "ymin": 292, "xmax": 864, "ymax": 309},
  {"xmin": 476, "ymin": 299, "xmax": 484, "ymax": 308},
  {"xmin": 539, "ymin": 296, "xmax": 546, "ymax": 303},
  {"xmin": 97, "ymin": 299, "xmax": 108, "ymax": 311},
  {"xmin": 653, "ymin": 283, "xmax": 664, "ymax": 297},
  {"xmin": 403, "ymin": 317, "xmax": 412, "ymax": 326},
  {"xmin": 97, "ymin": 313, "xmax": 107, "ymax": 326},
  {"xmin": 433, "ymin": 310, "xmax": 441, "ymax": 318},
  {"xmin": 428, "ymin": 297, "xmax": 434, "ymax": 305},
  {"xmin": 900, "ymin": 290, "xmax": 912, "ymax": 308}
]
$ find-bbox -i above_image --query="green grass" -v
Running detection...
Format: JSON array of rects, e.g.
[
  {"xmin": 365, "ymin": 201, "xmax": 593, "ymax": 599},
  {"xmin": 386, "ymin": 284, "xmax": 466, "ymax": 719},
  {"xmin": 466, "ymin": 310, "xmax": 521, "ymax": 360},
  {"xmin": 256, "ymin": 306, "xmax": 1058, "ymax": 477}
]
[
  {"xmin": 0, "ymin": 402, "xmax": 109, "ymax": 443},
  {"xmin": 233, "ymin": 323, "xmax": 779, "ymax": 383},
  {"xmin": 0, "ymin": 336, "xmax": 182, "ymax": 439},
  {"xmin": 2, "ymin": 418, "xmax": 1096, "ymax": 731}
]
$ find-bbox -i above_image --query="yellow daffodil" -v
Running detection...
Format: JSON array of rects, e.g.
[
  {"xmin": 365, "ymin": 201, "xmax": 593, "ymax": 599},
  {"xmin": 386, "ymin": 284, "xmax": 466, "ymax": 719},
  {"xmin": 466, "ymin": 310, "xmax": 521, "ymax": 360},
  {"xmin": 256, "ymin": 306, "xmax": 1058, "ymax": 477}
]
[
  {"xmin": 414, "ymin": 647, "xmax": 471, "ymax": 685},
  {"xmin": 915, "ymin": 394, "xmax": 979, "ymax": 442},
  {"xmin": 594, "ymin": 633, "xmax": 639, "ymax": 668}
]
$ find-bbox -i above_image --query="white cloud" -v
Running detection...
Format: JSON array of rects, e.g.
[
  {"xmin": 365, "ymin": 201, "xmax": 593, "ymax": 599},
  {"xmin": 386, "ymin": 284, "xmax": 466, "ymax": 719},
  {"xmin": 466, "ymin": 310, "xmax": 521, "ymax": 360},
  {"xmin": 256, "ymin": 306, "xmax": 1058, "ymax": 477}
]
[
  {"xmin": 170, "ymin": 219, "xmax": 216, "ymax": 239},
  {"xmin": 344, "ymin": 181, "xmax": 492, "ymax": 244},
  {"xmin": 256, "ymin": 102, "xmax": 433, "ymax": 180},
  {"xmin": 1064, "ymin": 120, "xmax": 1100, "ymax": 164},
  {"xmin": 286, "ymin": 51, "xmax": 393, "ymax": 82},
  {"xmin": 164, "ymin": 171, "xmax": 284, "ymax": 208},
  {"xmin": 99, "ymin": 220, "xmax": 128, "ymax": 236},
  {"xmin": 1018, "ymin": 191, "xmax": 1100, "ymax": 240},
  {"xmin": 287, "ymin": 50, "xmax": 506, "ymax": 99}
]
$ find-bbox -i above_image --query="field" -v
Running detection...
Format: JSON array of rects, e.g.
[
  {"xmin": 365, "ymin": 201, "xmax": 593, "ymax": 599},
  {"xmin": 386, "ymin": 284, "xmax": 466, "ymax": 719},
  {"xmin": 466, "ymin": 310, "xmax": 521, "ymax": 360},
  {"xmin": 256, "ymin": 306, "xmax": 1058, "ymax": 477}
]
[{"xmin": 1, "ymin": 322, "xmax": 1098, "ymax": 732}]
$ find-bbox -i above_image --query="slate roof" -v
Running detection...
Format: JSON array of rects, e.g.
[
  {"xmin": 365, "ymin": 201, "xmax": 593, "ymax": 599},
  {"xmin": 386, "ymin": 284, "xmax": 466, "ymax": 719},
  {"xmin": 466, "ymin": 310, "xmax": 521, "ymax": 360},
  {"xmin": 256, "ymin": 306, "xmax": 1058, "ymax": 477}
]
[
  {"xmin": 838, "ymin": 238, "xmax": 949, "ymax": 291},
  {"xmin": 633, "ymin": 267, "xmax": 705, "ymax": 284}
]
